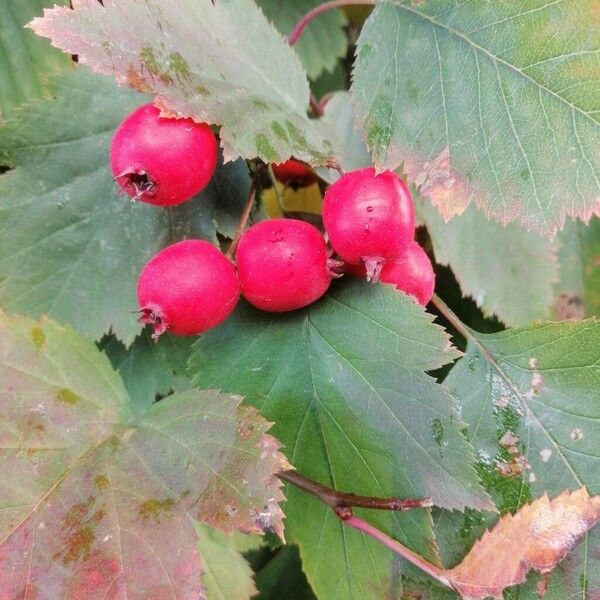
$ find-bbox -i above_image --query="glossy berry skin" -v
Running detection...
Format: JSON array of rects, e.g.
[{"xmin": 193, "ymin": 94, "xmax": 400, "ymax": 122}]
[
  {"xmin": 347, "ymin": 241, "xmax": 435, "ymax": 306},
  {"xmin": 137, "ymin": 240, "xmax": 239, "ymax": 337},
  {"xmin": 110, "ymin": 103, "xmax": 218, "ymax": 206},
  {"xmin": 272, "ymin": 159, "xmax": 316, "ymax": 188},
  {"xmin": 322, "ymin": 167, "xmax": 415, "ymax": 280},
  {"xmin": 236, "ymin": 219, "xmax": 331, "ymax": 312}
]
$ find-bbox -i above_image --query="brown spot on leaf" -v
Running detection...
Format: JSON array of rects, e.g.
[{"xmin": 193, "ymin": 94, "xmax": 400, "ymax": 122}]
[
  {"xmin": 138, "ymin": 498, "xmax": 175, "ymax": 520},
  {"xmin": 405, "ymin": 147, "xmax": 471, "ymax": 220},
  {"xmin": 554, "ymin": 293, "xmax": 585, "ymax": 320},
  {"xmin": 30, "ymin": 326, "xmax": 45, "ymax": 350},
  {"xmin": 94, "ymin": 475, "xmax": 109, "ymax": 490},
  {"xmin": 57, "ymin": 387, "xmax": 80, "ymax": 405},
  {"xmin": 56, "ymin": 497, "xmax": 104, "ymax": 565},
  {"xmin": 126, "ymin": 65, "xmax": 152, "ymax": 93}
]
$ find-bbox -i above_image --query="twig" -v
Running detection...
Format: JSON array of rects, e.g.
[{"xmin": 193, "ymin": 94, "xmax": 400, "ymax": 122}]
[
  {"xmin": 344, "ymin": 516, "xmax": 453, "ymax": 588},
  {"xmin": 431, "ymin": 293, "xmax": 527, "ymax": 414},
  {"xmin": 278, "ymin": 470, "xmax": 432, "ymax": 512},
  {"xmin": 430, "ymin": 293, "xmax": 473, "ymax": 343},
  {"xmin": 225, "ymin": 175, "xmax": 259, "ymax": 260},
  {"xmin": 288, "ymin": 0, "xmax": 377, "ymax": 46},
  {"xmin": 280, "ymin": 470, "xmax": 452, "ymax": 588}
]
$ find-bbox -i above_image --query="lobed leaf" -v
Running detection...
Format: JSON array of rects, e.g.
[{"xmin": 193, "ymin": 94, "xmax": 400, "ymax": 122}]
[
  {"xmin": 191, "ymin": 279, "xmax": 493, "ymax": 600},
  {"xmin": 353, "ymin": 0, "xmax": 600, "ymax": 235},
  {"xmin": 447, "ymin": 488, "xmax": 600, "ymax": 599},
  {"xmin": 30, "ymin": 0, "xmax": 340, "ymax": 165},
  {"xmin": 445, "ymin": 318, "xmax": 600, "ymax": 597},
  {"xmin": 0, "ymin": 311, "xmax": 287, "ymax": 598}
]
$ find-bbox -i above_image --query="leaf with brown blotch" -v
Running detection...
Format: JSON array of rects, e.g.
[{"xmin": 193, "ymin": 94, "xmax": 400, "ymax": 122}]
[
  {"xmin": 447, "ymin": 488, "xmax": 600, "ymax": 600},
  {"xmin": 0, "ymin": 311, "xmax": 288, "ymax": 599}
]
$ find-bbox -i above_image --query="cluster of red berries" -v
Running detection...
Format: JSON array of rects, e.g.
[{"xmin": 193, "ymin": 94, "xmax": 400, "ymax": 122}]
[{"xmin": 110, "ymin": 104, "xmax": 435, "ymax": 339}]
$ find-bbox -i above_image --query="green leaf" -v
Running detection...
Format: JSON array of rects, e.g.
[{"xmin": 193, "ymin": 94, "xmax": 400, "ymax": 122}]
[
  {"xmin": 0, "ymin": 68, "xmax": 252, "ymax": 344},
  {"xmin": 30, "ymin": 0, "xmax": 339, "ymax": 165},
  {"xmin": 318, "ymin": 91, "xmax": 372, "ymax": 182},
  {"xmin": 353, "ymin": 0, "xmax": 600, "ymax": 235},
  {"xmin": 0, "ymin": 0, "xmax": 71, "ymax": 121},
  {"xmin": 255, "ymin": 545, "xmax": 316, "ymax": 600},
  {"xmin": 417, "ymin": 198, "xmax": 558, "ymax": 326},
  {"xmin": 191, "ymin": 279, "xmax": 494, "ymax": 599},
  {"xmin": 554, "ymin": 216, "xmax": 600, "ymax": 319},
  {"xmin": 256, "ymin": 0, "xmax": 348, "ymax": 80},
  {"xmin": 444, "ymin": 318, "xmax": 600, "ymax": 598},
  {"xmin": 195, "ymin": 523, "xmax": 258, "ymax": 600},
  {"xmin": 100, "ymin": 330, "xmax": 195, "ymax": 416},
  {"xmin": 0, "ymin": 311, "xmax": 287, "ymax": 598}
]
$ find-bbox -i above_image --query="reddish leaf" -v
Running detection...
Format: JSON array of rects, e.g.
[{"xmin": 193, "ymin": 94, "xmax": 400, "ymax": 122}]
[
  {"xmin": 0, "ymin": 312, "xmax": 287, "ymax": 599},
  {"xmin": 447, "ymin": 488, "xmax": 600, "ymax": 599}
]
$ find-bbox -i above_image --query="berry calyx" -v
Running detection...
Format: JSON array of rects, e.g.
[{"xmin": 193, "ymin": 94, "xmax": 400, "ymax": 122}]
[
  {"xmin": 236, "ymin": 218, "xmax": 331, "ymax": 312},
  {"xmin": 272, "ymin": 159, "xmax": 317, "ymax": 189},
  {"xmin": 347, "ymin": 240, "xmax": 435, "ymax": 306},
  {"xmin": 110, "ymin": 103, "xmax": 218, "ymax": 206},
  {"xmin": 137, "ymin": 240, "xmax": 239, "ymax": 337},
  {"xmin": 322, "ymin": 167, "xmax": 415, "ymax": 281}
]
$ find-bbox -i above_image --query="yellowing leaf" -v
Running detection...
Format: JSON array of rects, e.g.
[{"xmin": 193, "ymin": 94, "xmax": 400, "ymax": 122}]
[
  {"xmin": 447, "ymin": 488, "xmax": 600, "ymax": 599},
  {"xmin": 263, "ymin": 182, "xmax": 323, "ymax": 218}
]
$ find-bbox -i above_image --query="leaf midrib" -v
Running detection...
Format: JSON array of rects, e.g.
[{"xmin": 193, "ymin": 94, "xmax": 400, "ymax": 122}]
[{"xmin": 388, "ymin": 0, "xmax": 600, "ymax": 130}]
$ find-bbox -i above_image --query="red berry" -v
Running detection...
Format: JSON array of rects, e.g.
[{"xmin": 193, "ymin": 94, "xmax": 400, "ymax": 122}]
[
  {"xmin": 236, "ymin": 218, "xmax": 331, "ymax": 312},
  {"xmin": 322, "ymin": 167, "xmax": 415, "ymax": 281},
  {"xmin": 347, "ymin": 241, "xmax": 435, "ymax": 306},
  {"xmin": 137, "ymin": 240, "xmax": 239, "ymax": 337},
  {"xmin": 110, "ymin": 103, "xmax": 218, "ymax": 206},
  {"xmin": 271, "ymin": 159, "xmax": 316, "ymax": 188}
]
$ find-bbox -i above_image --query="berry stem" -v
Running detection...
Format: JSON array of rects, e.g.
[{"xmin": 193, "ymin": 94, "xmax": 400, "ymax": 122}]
[
  {"xmin": 278, "ymin": 469, "xmax": 432, "ymax": 512},
  {"xmin": 226, "ymin": 174, "xmax": 259, "ymax": 260},
  {"xmin": 288, "ymin": 0, "xmax": 377, "ymax": 46},
  {"xmin": 343, "ymin": 515, "xmax": 452, "ymax": 588}
]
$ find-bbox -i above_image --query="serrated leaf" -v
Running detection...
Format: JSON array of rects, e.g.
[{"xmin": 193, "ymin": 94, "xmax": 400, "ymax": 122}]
[
  {"xmin": 445, "ymin": 318, "xmax": 600, "ymax": 597},
  {"xmin": 256, "ymin": 0, "xmax": 347, "ymax": 80},
  {"xmin": 353, "ymin": 0, "xmax": 600, "ymax": 235},
  {"xmin": 195, "ymin": 523, "xmax": 258, "ymax": 600},
  {"xmin": 447, "ymin": 488, "xmax": 600, "ymax": 600},
  {"xmin": 417, "ymin": 198, "xmax": 558, "ymax": 326},
  {"xmin": 0, "ymin": 0, "xmax": 71, "ymax": 121},
  {"xmin": 0, "ymin": 311, "xmax": 287, "ymax": 598},
  {"xmin": 100, "ymin": 330, "xmax": 195, "ymax": 416},
  {"xmin": 30, "ymin": 0, "xmax": 339, "ymax": 165},
  {"xmin": 191, "ymin": 279, "xmax": 493, "ymax": 600},
  {"xmin": 554, "ymin": 216, "xmax": 600, "ymax": 319},
  {"xmin": 0, "ymin": 68, "xmax": 252, "ymax": 344}
]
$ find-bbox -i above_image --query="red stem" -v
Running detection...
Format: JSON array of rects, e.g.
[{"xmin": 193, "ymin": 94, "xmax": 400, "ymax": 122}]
[
  {"xmin": 344, "ymin": 516, "xmax": 453, "ymax": 589},
  {"xmin": 225, "ymin": 175, "xmax": 259, "ymax": 260},
  {"xmin": 288, "ymin": 0, "xmax": 377, "ymax": 46}
]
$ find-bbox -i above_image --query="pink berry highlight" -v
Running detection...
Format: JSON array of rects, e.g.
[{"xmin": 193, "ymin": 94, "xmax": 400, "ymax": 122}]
[
  {"xmin": 236, "ymin": 218, "xmax": 331, "ymax": 312},
  {"xmin": 322, "ymin": 167, "xmax": 415, "ymax": 281},
  {"xmin": 110, "ymin": 103, "xmax": 218, "ymax": 206},
  {"xmin": 137, "ymin": 240, "xmax": 239, "ymax": 337}
]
